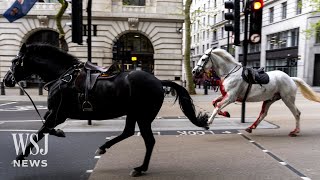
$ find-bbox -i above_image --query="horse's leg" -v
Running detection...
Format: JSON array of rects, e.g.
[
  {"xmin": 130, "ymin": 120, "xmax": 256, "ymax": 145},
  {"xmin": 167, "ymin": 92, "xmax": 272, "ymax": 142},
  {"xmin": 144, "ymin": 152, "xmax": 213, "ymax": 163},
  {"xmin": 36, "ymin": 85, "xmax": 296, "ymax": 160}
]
[
  {"xmin": 212, "ymin": 96, "xmax": 231, "ymax": 118},
  {"xmin": 245, "ymin": 99, "xmax": 278, "ymax": 133},
  {"xmin": 16, "ymin": 125, "xmax": 50, "ymax": 161},
  {"xmin": 16, "ymin": 110, "xmax": 67, "ymax": 161},
  {"xmin": 282, "ymin": 96, "xmax": 301, "ymax": 137},
  {"xmin": 207, "ymin": 94, "xmax": 235, "ymax": 125},
  {"xmin": 97, "ymin": 115, "xmax": 136, "ymax": 154},
  {"xmin": 43, "ymin": 110, "xmax": 65, "ymax": 137},
  {"xmin": 130, "ymin": 119, "xmax": 155, "ymax": 177}
]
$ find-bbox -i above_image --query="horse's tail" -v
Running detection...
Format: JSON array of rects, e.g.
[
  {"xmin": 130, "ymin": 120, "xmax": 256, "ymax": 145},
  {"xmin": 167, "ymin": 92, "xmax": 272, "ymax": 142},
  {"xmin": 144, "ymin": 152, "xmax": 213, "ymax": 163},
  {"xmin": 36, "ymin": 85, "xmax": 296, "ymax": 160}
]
[
  {"xmin": 161, "ymin": 80, "xmax": 209, "ymax": 129},
  {"xmin": 291, "ymin": 77, "xmax": 320, "ymax": 102}
]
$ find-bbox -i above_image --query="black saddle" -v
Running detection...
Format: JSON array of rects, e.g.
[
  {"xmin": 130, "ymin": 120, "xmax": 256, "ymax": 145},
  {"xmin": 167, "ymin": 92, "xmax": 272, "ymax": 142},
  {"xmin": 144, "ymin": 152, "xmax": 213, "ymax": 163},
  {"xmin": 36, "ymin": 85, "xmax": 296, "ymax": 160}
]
[
  {"xmin": 242, "ymin": 67, "xmax": 270, "ymax": 85},
  {"xmin": 74, "ymin": 62, "xmax": 121, "ymax": 111}
]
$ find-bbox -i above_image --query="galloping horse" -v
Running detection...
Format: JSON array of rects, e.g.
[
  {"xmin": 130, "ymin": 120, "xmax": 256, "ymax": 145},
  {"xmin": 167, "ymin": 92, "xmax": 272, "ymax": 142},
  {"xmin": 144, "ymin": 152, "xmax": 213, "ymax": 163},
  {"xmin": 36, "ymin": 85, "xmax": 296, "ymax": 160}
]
[
  {"xmin": 192, "ymin": 48, "xmax": 320, "ymax": 137},
  {"xmin": 3, "ymin": 43, "xmax": 208, "ymax": 176}
]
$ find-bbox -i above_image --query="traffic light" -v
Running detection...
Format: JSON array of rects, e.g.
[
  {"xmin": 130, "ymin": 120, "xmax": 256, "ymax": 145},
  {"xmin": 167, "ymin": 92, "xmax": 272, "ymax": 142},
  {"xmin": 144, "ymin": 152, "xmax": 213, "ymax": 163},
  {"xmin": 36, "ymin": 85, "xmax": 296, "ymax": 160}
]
[
  {"xmin": 71, "ymin": 0, "xmax": 83, "ymax": 44},
  {"xmin": 224, "ymin": 0, "xmax": 240, "ymax": 46},
  {"xmin": 249, "ymin": 0, "xmax": 263, "ymax": 44}
]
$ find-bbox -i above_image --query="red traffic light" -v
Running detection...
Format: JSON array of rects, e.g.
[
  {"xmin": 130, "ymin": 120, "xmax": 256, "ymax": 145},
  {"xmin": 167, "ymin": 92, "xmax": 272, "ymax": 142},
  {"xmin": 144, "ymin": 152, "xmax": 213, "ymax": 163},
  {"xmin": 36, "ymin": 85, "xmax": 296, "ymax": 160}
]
[{"xmin": 252, "ymin": 0, "xmax": 263, "ymax": 10}]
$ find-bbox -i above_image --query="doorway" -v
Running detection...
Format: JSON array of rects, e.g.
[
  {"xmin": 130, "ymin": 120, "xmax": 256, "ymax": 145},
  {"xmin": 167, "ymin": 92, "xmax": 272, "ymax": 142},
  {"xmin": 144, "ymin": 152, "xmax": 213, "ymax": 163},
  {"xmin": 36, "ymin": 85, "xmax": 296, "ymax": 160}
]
[
  {"xmin": 113, "ymin": 33, "xmax": 154, "ymax": 74},
  {"xmin": 313, "ymin": 54, "xmax": 320, "ymax": 86}
]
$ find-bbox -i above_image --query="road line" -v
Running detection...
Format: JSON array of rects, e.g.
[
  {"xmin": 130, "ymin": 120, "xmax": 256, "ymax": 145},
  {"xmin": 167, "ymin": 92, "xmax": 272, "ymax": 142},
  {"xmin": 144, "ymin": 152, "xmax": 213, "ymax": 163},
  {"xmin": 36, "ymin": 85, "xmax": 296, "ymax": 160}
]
[
  {"xmin": 0, "ymin": 129, "xmax": 38, "ymax": 132},
  {"xmin": 86, "ymin": 170, "xmax": 93, "ymax": 173},
  {"xmin": 0, "ymin": 120, "xmax": 43, "ymax": 123},
  {"xmin": 0, "ymin": 102, "xmax": 17, "ymax": 107},
  {"xmin": 239, "ymin": 133, "xmax": 311, "ymax": 180}
]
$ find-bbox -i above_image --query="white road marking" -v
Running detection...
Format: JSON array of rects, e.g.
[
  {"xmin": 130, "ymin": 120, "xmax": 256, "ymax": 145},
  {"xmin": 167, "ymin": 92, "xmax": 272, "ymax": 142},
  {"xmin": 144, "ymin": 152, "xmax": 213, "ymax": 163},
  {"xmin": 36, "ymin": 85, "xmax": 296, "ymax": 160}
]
[
  {"xmin": 0, "ymin": 129, "xmax": 38, "ymax": 132},
  {"xmin": 262, "ymin": 150, "xmax": 269, "ymax": 153},
  {"xmin": 0, "ymin": 105, "xmax": 47, "ymax": 111},
  {"xmin": 94, "ymin": 156, "xmax": 101, "ymax": 159},
  {"xmin": 301, "ymin": 177, "xmax": 312, "ymax": 180},
  {"xmin": 0, "ymin": 102, "xmax": 17, "ymax": 106},
  {"xmin": 0, "ymin": 120, "xmax": 43, "ymax": 123},
  {"xmin": 86, "ymin": 170, "xmax": 93, "ymax": 173},
  {"xmin": 279, "ymin": 162, "xmax": 287, "ymax": 166}
]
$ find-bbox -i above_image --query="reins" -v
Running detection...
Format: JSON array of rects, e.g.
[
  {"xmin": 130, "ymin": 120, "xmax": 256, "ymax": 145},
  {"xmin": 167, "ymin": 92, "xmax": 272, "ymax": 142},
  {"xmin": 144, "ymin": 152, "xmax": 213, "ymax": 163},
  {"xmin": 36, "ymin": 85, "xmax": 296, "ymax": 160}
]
[
  {"xmin": 9, "ymin": 68, "xmax": 45, "ymax": 124},
  {"xmin": 10, "ymin": 62, "xmax": 82, "ymax": 126}
]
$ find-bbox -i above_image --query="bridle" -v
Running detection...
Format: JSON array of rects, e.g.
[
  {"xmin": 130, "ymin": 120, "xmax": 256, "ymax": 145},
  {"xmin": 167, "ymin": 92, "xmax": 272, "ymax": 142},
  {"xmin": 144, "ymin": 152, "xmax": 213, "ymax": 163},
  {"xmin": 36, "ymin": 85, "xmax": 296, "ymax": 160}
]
[
  {"xmin": 195, "ymin": 50, "xmax": 242, "ymax": 80},
  {"xmin": 9, "ymin": 54, "xmax": 46, "ymax": 124}
]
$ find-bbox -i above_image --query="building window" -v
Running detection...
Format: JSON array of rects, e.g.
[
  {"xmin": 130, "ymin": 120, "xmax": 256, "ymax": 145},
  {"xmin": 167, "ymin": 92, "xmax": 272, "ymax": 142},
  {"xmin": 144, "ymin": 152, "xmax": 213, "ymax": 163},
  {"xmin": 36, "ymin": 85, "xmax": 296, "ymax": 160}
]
[
  {"xmin": 282, "ymin": 2, "xmax": 287, "ymax": 19},
  {"xmin": 203, "ymin": 45, "xmax": 205, "ymax": 53},
  {"xmin": 222, "ymin": 11, "xmax": 224, "ymax": 21},
  {"xmin": 241, "ymin": 19, "xmax": 245, "ymax": 33},
  {"xmin": 296, "ymin": 0, "xmax": 302, "ymax": 15},
  {"xmin": 214, "ymin": 0, "xmax": 217, "ymax": 7},
  {"xmin": 207, "ymin": 43, "xmax": 210, "ymax": 50},
  {"xmin": 316, "ymin": 26, "xmax": 320, "ymax": 44},
  {"xmin": 269, "ymin": 7, "xmax": 274, "ymax": 23},
  {"xmin": 266, "ymin": 59, "xmax": 297, "ymax": 77},
  {"xmin": 267, "ymin": 28, "xmax": 299, "ymax": 50},
  {"xmin": 208, "ymin": 15, "xmax": 210, "ymax": 25},
  {"xmin": 207, "ymin": 30, "xmax": 210, "ymax": 39},
  {"xmin": 221, "ymin": 27, "xmax": 224, "ymax": 38},
  {"xmin": 213, "ymin": 30, "xmax": 217, "ymax": 41},
  {"xmin": 203, "ymin": 31, "xmax": 205, "ymax": 40},
  {"xmin": 248, "ymin": 43, "xmax": 261, "ymax": 53},
  {"xmin": 247, "ymin": 60, "xmax": 260, "ymax": 69},
  {"xmin": 203, "ymin": 17, "xmax": 206, "ymax": 26},
  {"xmin": 123, "ymin": 0, "xmax": 145, "ymax": 6},
  {"xmin": 214, "ymin": 15, "xmax": 217, "ymax": 24},
  {"xmin": 291, "ymin": 28, "xmax": 299, "ymax": 46}
]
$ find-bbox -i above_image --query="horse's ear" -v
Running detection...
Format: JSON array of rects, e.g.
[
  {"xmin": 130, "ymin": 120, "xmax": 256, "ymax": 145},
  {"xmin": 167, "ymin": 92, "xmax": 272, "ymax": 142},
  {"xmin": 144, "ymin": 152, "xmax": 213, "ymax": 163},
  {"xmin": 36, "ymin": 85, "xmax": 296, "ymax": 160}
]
[{"xmin": 20, "ymin": 43, "xmax": 27, "ymax": 54}]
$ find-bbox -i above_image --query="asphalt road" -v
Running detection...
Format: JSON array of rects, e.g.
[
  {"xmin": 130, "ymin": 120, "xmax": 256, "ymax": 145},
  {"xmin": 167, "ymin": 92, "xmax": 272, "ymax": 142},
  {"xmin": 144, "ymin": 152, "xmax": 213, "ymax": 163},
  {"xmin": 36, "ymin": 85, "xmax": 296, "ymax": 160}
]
[{"xmin": 1, "ymin": 99, "xmax": 320, "ymax": 180}]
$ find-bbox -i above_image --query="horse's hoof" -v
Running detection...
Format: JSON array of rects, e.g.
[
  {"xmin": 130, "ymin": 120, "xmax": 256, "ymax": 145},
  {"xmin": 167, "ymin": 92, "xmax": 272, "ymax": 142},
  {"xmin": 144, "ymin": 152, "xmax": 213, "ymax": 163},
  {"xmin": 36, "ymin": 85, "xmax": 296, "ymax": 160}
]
[
  {"xmin": 245, "ymin": 128, "xmax": 252, "ymax": 133},
  {"xmin": 289, "ymin": 132, "xmax": 298, "ymax": 137},
  {"xmin": 95, "ymin": 148, "xmax": 106, "ymax": 155},
  {"xmin": 55, "ymin": 129, "xmax": 66, "ymax": 137},
  {"xmin": 225, "ymin": 112, "xmax": 230, "ymax": 118},
  {"xmin": 130, "ymin": 169, "xmax": 144, "ymax": 177}
]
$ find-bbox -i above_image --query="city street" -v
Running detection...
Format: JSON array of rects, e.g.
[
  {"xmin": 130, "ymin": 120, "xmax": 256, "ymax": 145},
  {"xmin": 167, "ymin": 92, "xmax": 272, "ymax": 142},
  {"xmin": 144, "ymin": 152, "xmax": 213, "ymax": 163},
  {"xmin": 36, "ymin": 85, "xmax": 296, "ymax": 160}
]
[{"xmin": 0, "ymin": 88, "xmax": 320, "ymax": 180}]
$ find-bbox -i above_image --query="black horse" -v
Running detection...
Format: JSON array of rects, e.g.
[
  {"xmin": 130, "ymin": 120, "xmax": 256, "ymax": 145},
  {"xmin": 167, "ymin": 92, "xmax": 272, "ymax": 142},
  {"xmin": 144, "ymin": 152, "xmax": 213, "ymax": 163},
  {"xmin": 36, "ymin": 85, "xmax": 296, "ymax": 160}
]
[{"xmin": 3, "ymin": 43, "xmax": 208, "ymax": 176}]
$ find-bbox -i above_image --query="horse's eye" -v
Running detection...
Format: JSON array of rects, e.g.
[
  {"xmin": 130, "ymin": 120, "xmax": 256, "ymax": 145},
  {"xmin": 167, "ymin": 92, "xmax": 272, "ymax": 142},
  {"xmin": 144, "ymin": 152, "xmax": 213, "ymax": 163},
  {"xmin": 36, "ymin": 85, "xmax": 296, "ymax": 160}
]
[{"xmin": 15, "ymin": 61, "xmax": 19, "ymax": 65}]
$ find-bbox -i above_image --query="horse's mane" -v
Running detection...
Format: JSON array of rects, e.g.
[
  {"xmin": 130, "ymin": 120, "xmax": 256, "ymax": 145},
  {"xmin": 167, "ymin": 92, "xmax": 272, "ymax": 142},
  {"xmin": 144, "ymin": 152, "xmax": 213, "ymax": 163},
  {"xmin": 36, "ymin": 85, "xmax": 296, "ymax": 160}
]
[
  {"xmin": 26, "ymin": 43, "xmax": 80, "ymax": 65},
  {"xmin": 212, "ymin": 49, "xmax": 242, "ymax": 66}
]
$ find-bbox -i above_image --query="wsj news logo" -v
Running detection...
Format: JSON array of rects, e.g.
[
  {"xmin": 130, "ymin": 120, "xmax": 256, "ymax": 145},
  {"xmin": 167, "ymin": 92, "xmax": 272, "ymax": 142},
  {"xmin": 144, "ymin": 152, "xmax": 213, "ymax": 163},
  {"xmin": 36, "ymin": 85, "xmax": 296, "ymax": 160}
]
[{"xmin": 12, "ymin": 133, "xmax": 49, "ymax": 167}]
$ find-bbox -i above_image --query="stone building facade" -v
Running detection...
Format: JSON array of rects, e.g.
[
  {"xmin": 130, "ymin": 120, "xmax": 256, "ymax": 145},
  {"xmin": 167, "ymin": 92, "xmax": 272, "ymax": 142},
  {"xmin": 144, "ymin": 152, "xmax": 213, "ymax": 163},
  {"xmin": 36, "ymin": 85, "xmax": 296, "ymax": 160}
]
[{"xmin": 0, "ymin": 0, "xmax": 184, "ymax": 83}]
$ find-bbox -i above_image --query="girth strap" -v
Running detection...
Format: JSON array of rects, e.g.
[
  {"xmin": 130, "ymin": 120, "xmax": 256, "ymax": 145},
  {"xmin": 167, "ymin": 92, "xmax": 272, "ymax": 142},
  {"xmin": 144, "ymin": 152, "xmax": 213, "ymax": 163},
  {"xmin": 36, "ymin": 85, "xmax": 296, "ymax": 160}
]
[{"xmin": 82, "ymin": 70, "xmax": 93, "ymax": 111}]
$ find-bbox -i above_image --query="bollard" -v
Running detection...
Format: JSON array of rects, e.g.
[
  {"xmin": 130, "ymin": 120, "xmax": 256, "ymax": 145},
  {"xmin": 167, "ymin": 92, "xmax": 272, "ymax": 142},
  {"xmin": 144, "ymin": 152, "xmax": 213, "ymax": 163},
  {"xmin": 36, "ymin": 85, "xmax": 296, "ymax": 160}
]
[
  {"xmin": 88, "ymin": 120, "xmax": 92, "ymax": 125},
  {"xmin": 0, "ymin": 82, "xmax": 5, "ymax": 95},
  {"xmin": 204, "ymin": 82, "xmax": 208, "ymax": 95},
  {"xmin": 38, "ymin": 82, "xmax": 43, "ymax": 95},
  {"xmin": 19, "ymin": 82, "xmax": 24, "ymax": 95}
]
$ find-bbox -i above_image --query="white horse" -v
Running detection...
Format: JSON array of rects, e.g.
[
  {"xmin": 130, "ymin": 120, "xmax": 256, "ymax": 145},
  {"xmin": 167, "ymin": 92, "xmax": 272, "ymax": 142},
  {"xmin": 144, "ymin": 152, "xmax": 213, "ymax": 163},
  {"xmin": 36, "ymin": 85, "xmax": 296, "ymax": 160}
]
[{"xmin": 192, "ymin": 48, "xmax": 320, "ymax": 136}]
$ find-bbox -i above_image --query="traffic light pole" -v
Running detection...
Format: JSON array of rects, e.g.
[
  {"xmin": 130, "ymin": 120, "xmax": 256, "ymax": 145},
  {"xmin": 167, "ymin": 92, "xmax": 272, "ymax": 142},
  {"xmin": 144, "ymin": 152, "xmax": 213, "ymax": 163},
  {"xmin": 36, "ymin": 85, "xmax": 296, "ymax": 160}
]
[
  {"xmin": 241, "ymin": 0, "xmax": 250, "ymax": 123},
  {"xmin": 87, "ymin": 0, "xmax": 92, "ymax": 125}
]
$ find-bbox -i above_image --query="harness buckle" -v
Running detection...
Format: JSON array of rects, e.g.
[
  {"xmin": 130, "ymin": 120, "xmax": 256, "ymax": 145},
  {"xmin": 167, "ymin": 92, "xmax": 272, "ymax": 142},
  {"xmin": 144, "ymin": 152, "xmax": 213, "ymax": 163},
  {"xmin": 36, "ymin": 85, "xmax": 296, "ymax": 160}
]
[
  {"xmin": 61, "ymin": 74, "xmax": 72, "ymax": 83},
  {"xmin": 82, "ymin": 101, "xmax": 93, "ymax": 111}
]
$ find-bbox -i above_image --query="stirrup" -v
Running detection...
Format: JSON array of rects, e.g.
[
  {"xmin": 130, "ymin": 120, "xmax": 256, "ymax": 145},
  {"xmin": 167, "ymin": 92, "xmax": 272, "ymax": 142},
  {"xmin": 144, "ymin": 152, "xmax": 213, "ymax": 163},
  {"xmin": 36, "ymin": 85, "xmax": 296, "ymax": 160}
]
[{"xmin": 82, "ymin": 101, "xmax": 93, "ymax": 111}]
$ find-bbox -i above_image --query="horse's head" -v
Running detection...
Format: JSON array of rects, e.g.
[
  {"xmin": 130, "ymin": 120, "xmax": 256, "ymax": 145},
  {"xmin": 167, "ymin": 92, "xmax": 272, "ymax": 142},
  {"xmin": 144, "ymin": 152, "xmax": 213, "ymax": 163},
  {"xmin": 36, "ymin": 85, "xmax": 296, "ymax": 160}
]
[
  {"xmin": 3, "ymin": 44, "xmax": 32, "ymax": 87},
  {"xmin": 192, "ymin": 48, "xmax": 214, "ymax": 77}
]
